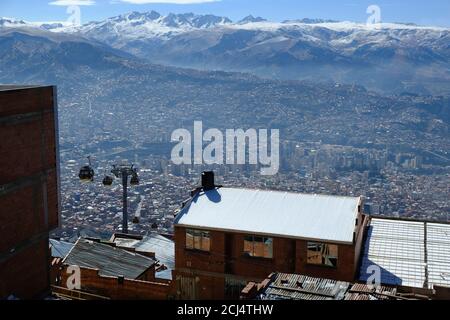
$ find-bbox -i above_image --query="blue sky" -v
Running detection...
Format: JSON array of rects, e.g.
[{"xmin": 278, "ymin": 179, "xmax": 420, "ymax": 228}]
[{"xmin": 0, "ymin": 0, "xmax": 449, "ymax": 27}]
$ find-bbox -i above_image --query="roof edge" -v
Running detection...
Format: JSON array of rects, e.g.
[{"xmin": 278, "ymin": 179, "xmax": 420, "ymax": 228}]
[{"xmin": 174, "ymin": 223, "xmax": 355, "ymax": 245}]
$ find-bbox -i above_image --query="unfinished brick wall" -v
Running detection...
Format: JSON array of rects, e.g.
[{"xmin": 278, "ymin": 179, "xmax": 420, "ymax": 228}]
[
  {"xmin": 294, "ymin": 240, "xmax": 356, "ymax": 282},
  {"xmin": 59, "ymin": 266, "xmax": 170, "ymax": 300},
  {"xmin": 294, "ymin": 213, "xmax": 367, "ymax": 282},
  {"xmin": 0, "ymin": 237, "xmax": 50, "ymax": 299},
  {"xmin": 0, "ymin": 86, "xmax": 59, "ymax": 299},
  {"xmin": 230, "ymin": 234, "xmax": 296, "ymax": 279},
  {"xmin": 175, "ymin": 227, "xmax": 226, "ymax": 274},
  {"xmin": 174, "ymin": 222, "xmax": 366, "ymax": 299}
]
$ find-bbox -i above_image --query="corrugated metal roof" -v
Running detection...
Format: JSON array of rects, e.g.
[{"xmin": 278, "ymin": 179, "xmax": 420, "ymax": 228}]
[
  {"xmin": 344, "ymin": 283, "xmax": 398, "ymax": 300},
  {"xmin": 50, "ymin": 239, "xmax": 75, "ymax": 259},
  {"xmin": 112, "ymin": 238, "xmax": 141, "ymax": 248},
  {"xmin": 136, "ymin": 235, "xmax": 174, "ymax": 272},
  {"xmin": 63, "ymin": 238, "xmax": 156, "ymax": 279},
  {"xmin": 261, "ymin": 273, "xmax": 350, "ymax": 300},
  {"xmin": 359, "ymin": 218, "xmax": 450, "ymax": 289},
  {"xmin": 175, "ymin": 188, "xmax": 360, "ymax": 243},
  {"xmin": 360, "ymin": 219, "xmax": 426, "ymax": 288},
  {"xmin": 427, "ymin": 223, "xmax": 450, "ymax": 288},
  {"xmin": 113, "ymin": 234, "xmax": 175, "ymax": 280},
  {"xmin": 258, "ymin": 273, "xmax": 405, "ymax": 300}
]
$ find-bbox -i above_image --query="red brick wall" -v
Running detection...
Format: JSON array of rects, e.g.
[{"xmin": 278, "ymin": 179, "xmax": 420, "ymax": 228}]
[
  {"xmin": 0, "ymin": 237, "xmax": 50, "ymax": 299},
  {"xmin": 294, "ymin": 240, "xmax": 356, "ymax": 282},
  {"xmin": 229, "ymin": 234, "xmax": 295, "ymax": 279},
  {"xmin": 175, "ymin": 227, "xmax": 226, "ymax": 274},
  {"xmin": 0, "ymin": 86, "xmax": 59, "ymax": 299},
  {"xmin": 59, "ymin": 266, "xmax": 170, "ymax": 300},
  {"xmin": 174, "ymin": 223, "xmax": 364, "ymax": 299}
]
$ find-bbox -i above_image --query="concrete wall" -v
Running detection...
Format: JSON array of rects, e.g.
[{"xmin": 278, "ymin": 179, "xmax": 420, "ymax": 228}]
[{"xmin": 0, "ymin": 86, "xmax": 59, "ymax": 299}]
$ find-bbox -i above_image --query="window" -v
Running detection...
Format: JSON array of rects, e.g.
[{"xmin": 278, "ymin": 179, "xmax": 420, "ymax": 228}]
[
  {"xmin": 307, "ymin": 242, "xmax": 338, "ymax": 268},
  {"xmin": 186, "ymin": 229, "xmax": 210, "ymax": 252},
  {"xmin": 243, "ymin": 235, "xmax": 273, "ymax": 258}
]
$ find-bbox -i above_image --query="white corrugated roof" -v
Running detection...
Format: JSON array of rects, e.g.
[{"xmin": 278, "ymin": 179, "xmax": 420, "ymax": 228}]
[
  {"xmin": 174, "ymin": 188, "xmax": 360, "ymax": 243},
  {"xmin": 359, "ymin": 218, "xmax": 450, "ymax": 289},
  {"xmin": 427, "ymin": 223, "xmax": 450, "ymax": 288},
  {"xmin": 359, "ymin": 219, "xmax": 426, "ymax": 288}
]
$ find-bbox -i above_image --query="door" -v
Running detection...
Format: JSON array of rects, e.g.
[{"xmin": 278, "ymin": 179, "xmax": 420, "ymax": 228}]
[{"xmin": 177, "ymin": 275, "xmax": 199, "ymax": 300}]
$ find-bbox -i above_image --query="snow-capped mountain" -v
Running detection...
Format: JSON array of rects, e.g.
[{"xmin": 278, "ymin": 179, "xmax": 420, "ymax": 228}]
[
  {"xmin": 0, "ymin": 17, "xmax": 72, "ymax": 30},
  {"xmin": 0, "ymin": 17, "xmax": 28, "ymax": 28},
  {"xmin": 238, "ymin": 15, "xmax": 267, "ymax": 24},
  {"xmin": 1, "ymin": 11, "xmax": 449, "ymax": 94},
  {"xmin": 51, "ymin": 11, "xmax": 233, "ymax": 41}
]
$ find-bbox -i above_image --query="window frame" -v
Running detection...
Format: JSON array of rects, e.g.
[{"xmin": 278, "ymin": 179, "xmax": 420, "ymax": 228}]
[
  {"xmin": 243, "ymin": 235, "xmax": 273, "ymax": 259},
  {"xmin": 306, "ymin": 241, "xmax": 339, "ymax": 268},
  {"xmin": 185, "ymin": 228, "xmax": 211, "ymax": 252}
]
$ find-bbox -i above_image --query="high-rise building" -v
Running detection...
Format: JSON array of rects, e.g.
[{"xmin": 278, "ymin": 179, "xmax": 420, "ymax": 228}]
[{"xmin": 0, "ymin": 85, "xmax": 60, "ymax": 299}]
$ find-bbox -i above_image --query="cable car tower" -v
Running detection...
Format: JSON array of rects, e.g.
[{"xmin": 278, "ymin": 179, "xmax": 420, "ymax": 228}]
[
  {"xmin": 79, "ymin": 158, "xmax": 140, "ymax": 234},
  {"xmin": 110, "ymin": 164, "xmax": 139, "ymax": 234}
]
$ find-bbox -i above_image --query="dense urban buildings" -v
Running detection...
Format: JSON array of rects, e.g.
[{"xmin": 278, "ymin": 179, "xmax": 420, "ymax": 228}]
[
  {"xmin": 0, "ymin": 85, "xmax": 449, "ymax": 301},
  {"xmin": 49, "ymin": 76, "xmax": 449, "ymax": 241},
  {"xmin": 0, "ymin": 85, "xmax": 60, "ymax": 299}
]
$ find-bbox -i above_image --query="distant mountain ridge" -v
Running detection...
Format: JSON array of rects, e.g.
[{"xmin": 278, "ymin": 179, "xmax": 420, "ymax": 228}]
[{"xmin": 1, "ymin": 12, "xmax": 449, "ymax": 95}]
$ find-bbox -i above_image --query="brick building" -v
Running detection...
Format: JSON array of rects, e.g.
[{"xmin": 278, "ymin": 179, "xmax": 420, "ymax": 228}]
[
  {"xmin": 0, "ymin": 85, "xmax": 60, "ymax": 299},
  {"xmin": 173, "ymin": 173, "xmax": 367, "ymax": 299},
  {"xmin": 51, "ymin": 238, "xmax": 172, "ymax": 300}
]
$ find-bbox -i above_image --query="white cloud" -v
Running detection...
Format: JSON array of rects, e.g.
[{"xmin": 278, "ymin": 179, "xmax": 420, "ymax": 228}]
[
  {"xmin": 49, "ymin": 0, "xmax": 95, "ymax": 6},
  {"xmin": 119, "ymin": 0, "xmax": 220, "ymax": 4}
]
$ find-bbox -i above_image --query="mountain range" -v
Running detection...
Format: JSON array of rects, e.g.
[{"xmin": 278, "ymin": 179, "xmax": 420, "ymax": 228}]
[
  {"xmin": 1, "ymin": 11, "xmax": 450, "ymax": 95},
  {"xmin": 0, "ymin": 23, "xmax": 448, "ymax": 171}
]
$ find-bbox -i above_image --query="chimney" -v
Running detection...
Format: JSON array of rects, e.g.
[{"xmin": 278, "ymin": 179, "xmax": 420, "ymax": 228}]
[{"xmin": 201, "ymin": 171, "xmax": 215, "ymax": 191}]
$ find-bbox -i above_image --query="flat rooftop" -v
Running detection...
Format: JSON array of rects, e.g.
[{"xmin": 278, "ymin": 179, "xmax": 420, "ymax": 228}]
[
  {"xmin": 359, "ymin": 218, "xmax": 450, "ymax": 289},
  {"xmin": 175, "ymin": 188, "xmax": 361, "ymax": 244}
]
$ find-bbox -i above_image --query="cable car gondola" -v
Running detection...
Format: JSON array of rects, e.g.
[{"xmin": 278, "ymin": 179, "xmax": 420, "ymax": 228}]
[
  {"xmin": 102, "ymin": 175, "xmax": 114, "ymax": 186},
  {"xmin": 79, "ymin": 166, "xmax": 94, "ymax": 181},
  {"xmin": 130, "ymin": 173, "xmax": 139, "ymax": 186},
  {"xmin": 79, "ymin": 156, "xmax": 95, "ymax": 182}
]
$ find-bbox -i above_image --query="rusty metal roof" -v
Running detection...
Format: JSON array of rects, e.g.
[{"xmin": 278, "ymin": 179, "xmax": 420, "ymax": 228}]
[
  {"xmin": 257, "ymin": 273, "xmax": 407, "ymax": 300},
  {"xmin": 260, "ymin": 273, "xmax": 350, "ymax": 300},
  {"xmin": 344, "ymin": 283, "xmax": 398, "ymax": 300}
]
